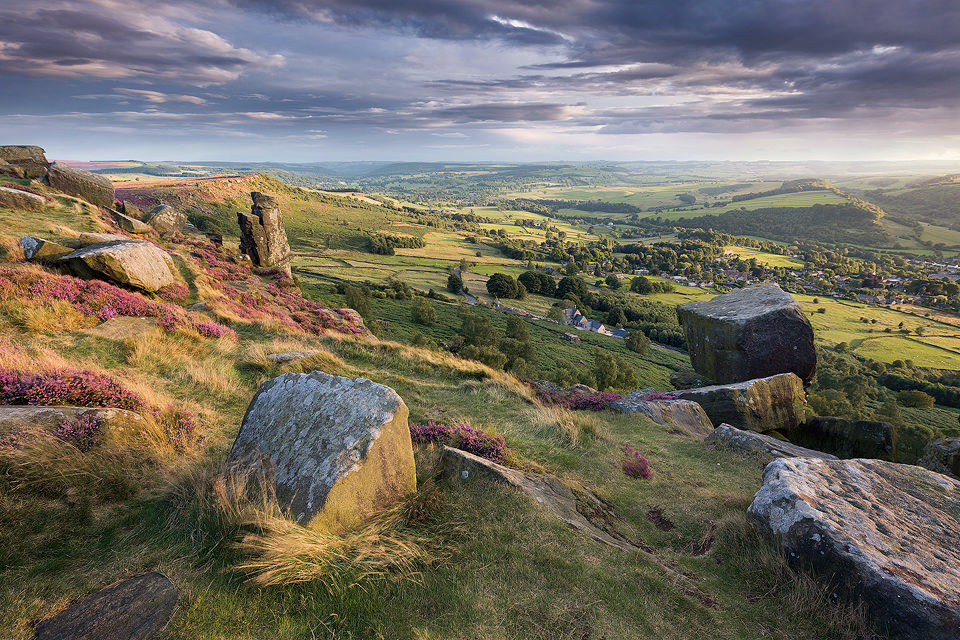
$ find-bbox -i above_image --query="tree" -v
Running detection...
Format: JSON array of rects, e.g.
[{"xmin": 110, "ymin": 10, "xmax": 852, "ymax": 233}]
[
  {"xmin": 605, "ymin": 274, "xmax": 621, "ymax": 290},
  {"xmin": 547, "ymin": 305, "xmax": 564, "ymax": 322},
  {"xmin": 447, "ymin": 273, "xmax": 463, "ymax": 294},
  {"xmin": 505, "ymin": 315, "xmax": 530, "ymax": 342},
  {"xmin": 607, "ymin": 307, "xmax": 626, "ymax": 327},
  {"xmin": 564, "ymin": 260, "xmax": 579, "ymax": 276},
  {"xmin": 626, "ymin": 330, "xmax": 650, "ymax": 354},
  {"xmin": 592, "ymin": 348, "xmax": 639, "ymax": 391},
  {"xmin": 343, "ymin": 284, "xmax": 371, "ymax": 319},
  {"xmin": 518, "ymin": 270, "xmax": 541, "ymax": 294},
  {"xmin": 556, "ymin": 275, "xmax": 587, "ymax": 300},
  {"xmin": 411, "ymin": 297, "xmax": 436, "ymax": 325},
  {"xmin": 486, "ymin": 273, "xmax": 519, "ymax": 299},
  {"xmin": 537, "ymin": 272, "xmax": 557, "ymax": 296},
  {"xmin": 460, "ymin": 310, "xmax": 498, "ymax": 348},
  {"xmin": 630, "ymin": 276, "xmax": 653, "ymax": 294},
  {"xmin": 897, "ymin": 389, "xmax": 935, "ymax": 408}
]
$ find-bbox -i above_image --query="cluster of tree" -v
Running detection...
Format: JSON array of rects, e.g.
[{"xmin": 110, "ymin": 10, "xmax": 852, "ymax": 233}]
[
  {"xmin": 452, "ymin": 311, "xmax": 537, "ymax": 378},
  {"xmin": 367, "ymin": 233, "xmax": 425, "ymax": 255},
  {"xmin": 879, "ymin": 371, "xmax": 960, "ymax": 408},
  {"xmin": 486, "ymin": 273, "xmax": 527, "ymax": 300},
  {"xmin": 618, "ymin": 239, "xmax": 725, "ymax": 274},
  {"xmin": 501, "ymin": 198, "xmax": 643, "ymax": 215},
  {"xmin": 517, "ymin": 270, "xmax": 557, "ymax": 296},
  {"xmin": 629, "ymin": 276, "xmax": 675, "ymax": 295},
  {"xmin": 551, "ymin": 348, "xmax": 639, "ymax": 391}
]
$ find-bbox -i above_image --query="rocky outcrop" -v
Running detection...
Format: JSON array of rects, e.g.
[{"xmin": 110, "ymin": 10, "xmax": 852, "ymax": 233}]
[
  {"xmin": 706, "ymin": 423, "xmax": 836, "ymax": 459},
  {"xmin": 793, "ymin": 416, "xmax": 897, "ymax": 461},
  {"xmin": 110, "ymin": 208, "xmax": 152, "ymax": 234},
  {"xmin": 20, "ymin": 236, "xmax": 72, "ymax": 262},
  {"xmin": 58, "ymin": 240, "xmax": 178, "ymax": 292},
  {"xmin": 78, "ymin": 232, "xmax": 132, "ymax": 245},
  {"xmin": 143, "ymin": 204, "xmax": 186, "ymax": 235},
  {"xmin": 678, "ymin": 285, "xmax": 816, "ymax": 384},
  {"xmin": 675, "ymin": 373, "xmax": 806, "ymax": 433},
  {"xmin": 237, "ymin": 192, "xmax": 291, "ymax": 275},
  {"xmin": 918, "ymin": 437, "xmax": 960, "ymax": 478},
  {"xmin": 33, "ymin": 572, "xmax": 178, "ymax": 640},
  {"xmin": 227, "ymin": 371, "xmax": 416, "ymax": 532},
  {"xmin": 0, "ymin": 145, "xmax": 49, "ymax": 178},
  {"xmin": 608, "ymin": 392, "xmax": 713, "ymax": 437},
  {"xmin": 0, "ymin": 185, "xmax": 47, "ymax": 211},
  {"xmin": 669, "ymin": 369, "xmax": 713, "ymax": 390},
  {"xmin": 748, "ymin": 458, "xmax": 960, "ymax": 640},
  {"xmin": 44, "ymin": 161, "xmax": 115, "ymax": 208},
  {"xmin": 0, "ymin": 405, "xmax": 144, "ymax": 440},
  {"xmin": 440, "ymin": 446, "xmax": 639, "ymax": 552}
]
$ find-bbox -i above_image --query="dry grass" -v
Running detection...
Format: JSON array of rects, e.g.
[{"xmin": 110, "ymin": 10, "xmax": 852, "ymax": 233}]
[
  {"xmin": 0, "ymin": 236, "xmax": 23, "ymax": 263},
  {"xmin": 1, "ymin": 299, "xmax": 92, "ymax": 334},
  {"xmin": 524, "ymin": 403, "xmax": 608, "ymax": 446}
]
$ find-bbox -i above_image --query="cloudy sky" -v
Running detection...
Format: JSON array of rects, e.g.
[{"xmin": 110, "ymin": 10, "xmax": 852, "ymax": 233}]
[{"xmin": 2, "ymin": 0, "xmax": 959, "ymax": 162}]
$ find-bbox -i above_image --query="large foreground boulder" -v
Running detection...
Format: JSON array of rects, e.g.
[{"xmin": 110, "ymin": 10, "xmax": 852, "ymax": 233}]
[
  {"xmin": 748, "ymin": 458, "xmax": 960, "ymax": 640},
  {"xmin": 918, "ymin": 437, "xmax": 960, "ymax": 478},
  {"xmin": 143, "ymin": 204, "xmax": 186, "ymax": 235},
  {"xmin": 675, "ymin": 373, "xmax": 805, "ymax": 433},
  {"xmin": 44, "ymin": 161, "xmax": 115, "ymax": 208},
  {"xmin": 707, "ymin": 423, "xmax": 836, "ymax": 459},
  {"xmin": 34, "ymin": 572, "xmax": 178, "ymax": 640},
  {"xmin": 227, "ymin": 371, "xmax": 416, "ymax": 532},
  {"xmin": 237, "ymin": 192, "xmax": 291, "ymax": 275},
  {"xmin": 58, "ymin": 240, "xmax": 177, "ymax": 292},
  {"xmin": 20, "ymin": 236, "xmax": 72, "ymax": 262},
  {"xmin": 608, "ymin": 392, "xmax": 713, "ymax": 437},
  {"xmin": 0, "ymin": 145, "xmax": 49, "ymax": 178},
  {"xmin": 793, "ymin": 416, "xmax": 897, "ymax": 461},
  {"xmin": 678, "ymin": 285, "xmax": 816, "ymax": 384},
  {"xmin": 0, "ymin": 185, "xmax": 47, "ymax": 211}
]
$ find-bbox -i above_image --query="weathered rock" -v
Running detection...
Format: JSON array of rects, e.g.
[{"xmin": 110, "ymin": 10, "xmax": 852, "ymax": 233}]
[
  {"xmin": 675, "ymin": 373, "xmax": 806, "ymax": 433},
  {"xmin": 0, "ymin": 145, "xmax": 49, "ymax": 178},
  {"xmin": 678, "ymin": 284, "xmax": 816, "ymax": 384},
  {"xmin": 237, "ymin": 192, "xmax": 291, "ymax": 275},
  {"xmin": 748, "ymin": 458, "xmax": 960, "ymax": 640},
  {"xmin": 20, "ymin": 236, "xmax": 72, "ymax": 262},
  {"xmin": 82, "ymin": 317, "xmax": 161, "ymax": 341},
  {"xmin": 78, "ymin": 232, "xmax": 133, "ymax": 246},
  {"xmin": 227, "ymin": 371, "xmax": 416, "ymax": 532},
  {"xmin": 669, "ymin": 368, "xmax": 713, "ymax": 390},
  {"xmin": 0, "ymin": 405, "xmax": 144, "ymax": 441},
  {"xmin": 44, "ymin": 161, "xmax": 115, "ymax": 208},
  {"xmin": 266, "ymin": 350, "xmax": 322, "ymax": 364},
  {"xmin": 189, "ymin": 301, "xmax": 208, "ymax": 311},
  {"xmin": 440, "ymin": 446, "xmax": 639, "ymax": 552},
  {"xmin": 608, "ymin": 392, "xmax": 713, "ymax": 437},
  {"xmin": 918, "ymin": 437, "xmax": 960, "ymax": 478},
  {"xmin": 793, "ymin": 416, "xmax": 897, "ymax": 461},
  {"xmin": 143, "ymin": 204, "xmax": 186, "ymax": 235},
  {"xmin": 110, "ymin": 208, "xmax": 152, "ymax": 234},
  {"xmin": 0, "ymin": 185, "xmax": 47, "ymax": 211},
  {"xmin": 33, "ymin": 572, "xmax": 178, "ymax": 640},
  {"xmin": 707, "ymin": 423, "xmax": 836, "ymax": 459},
  {"xmin": 58, "ymin": 241, "xmax": 177, "ymax": 292},
  {"xmin": 117, "ymin": 200, "xmax": 143, "ymax": 220}
]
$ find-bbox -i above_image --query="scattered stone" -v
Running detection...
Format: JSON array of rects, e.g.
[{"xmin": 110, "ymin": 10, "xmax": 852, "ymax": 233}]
[
  {"xmin": 706, "ymin": 423, "xmax": 836, "ymax": 459},
  {"xmin": 266, "ymin": 350, "xmax": 322, "ymax": 364},
  {"xmin": 608, "ymin": 392, "xmax": 713, "ymax": 437},
  {"xmin": 110, "ymin": 208, "xmax": 152, "ymax": 234},
  {"xmin": 748, "ymin": 458, "xmax": 960, "ymax": 640},
  {"xmin": 678, "ymin": 284, "xmax": 816, "ymax": 384},
  {"xmin": 143, "ymin": 204, "xmax": 186, "ymax": 235},
  {"xmin": 82, "ymin": 317, "xmax": 161, "ymax": 341},
  {"xmin": 33, "ymin": 572, "xmax": 178, "ymax": 640},
  {"xmin": 20, "ymin": 236, "xmax": 72, "ymax": 262},
  {"xmin": 918, "ymin": 437, "xmax": 960, "ymax": 479},
  {"xmin": 0, "ymin": 145, "xmax": 49, "ymax": 178},
  {"xmin": 44, "ymin": 161, "xmax": 115, "ymax": 208},
  {"xmin": 675, "ymin": 373, "xmax": 806, "ymax": 433},
  {"xmin": 0, "ymin": 405, "xmax": 144, "ymax": 441},
  {"xmin": 793, "ymin": 416, "xmax": 897, "ymax": 461},
  {"xmin": 441, "ymin": 446, "xmax": 639, "ymax": 552},
  {"xmin": 237, "ymin": 192, "xmax": 291, "ymax": 276},
  {"xmin": 58, "ymin": 241, "xmax": 178, "ymax": 292},
  {"xmin": 0, "ymin": 185, "xmax": 47, "ymax": 211},
  {"xmin": 189, "ymin": 302, "xmax": 208, "ymax": 311},
  {"xmin": 227, "ymin": 371, "xmax": 416, "ymax": 532}
]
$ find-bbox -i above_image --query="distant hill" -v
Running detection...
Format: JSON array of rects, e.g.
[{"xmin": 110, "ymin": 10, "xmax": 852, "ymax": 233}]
[{"xmin": 866, "ymin": 177, "xmax": 960, "ymax": 228}]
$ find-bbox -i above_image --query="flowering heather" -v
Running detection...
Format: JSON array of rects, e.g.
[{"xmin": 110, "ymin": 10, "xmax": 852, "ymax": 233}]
[
  {"xmin": 153, "ymin": 409, "xmax": 201, "ymax": 452},
  {"xmin": 409, "ymin": 421, "xmax": 510, "ymax": 463},
  {"xmin": 621, "ymin": 444, "xmax": 653, "ymax": 480},
  {"xmin": 55, "ymin": 413, "xmax": 104, "ymax": 452},
  {"xmin": 157, "ymin": 283, "xmax": 189, "ymax": 302},
  {"xmin": 536, "ymin": 388, "xmax": 622, "ymax": 411},
  {"xmin": 0, "ymin": 368, "xmax": 146, "ymax": 412},
  {"xmin": 194, "ymin": 322, "xmax": 236, "ymax": 339},
  {"xmin": 4, "ymin": 183, "xmax": 55, "ymax": 202},
  {"xmin": 638, "ymin": 391, "xmax": 679, "ymax": 401}
]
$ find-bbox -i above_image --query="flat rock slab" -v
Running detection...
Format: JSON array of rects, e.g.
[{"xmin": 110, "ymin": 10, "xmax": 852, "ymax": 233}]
[
  {"xmin": 676, "ymin": 373, "xmax": 805, "ymax": 433},
  {"xmin": 228, "ymin": 371, "xmax": 416, "ymax": 532},
  {"xmin": 20, "ymin": 236, "xmax": 72, "ymax": 262},
  {"xmin": 706, "ymin": 423, "xmax": 836, "ymax": 459},
  {"xmin": 78, "ymin": 233, "xmax": 135, "ymax": 246},
  {"xmin": 34, "ymin": 572, "xmax": 177, "ymax": 640},
  {"xmin": 678, "ymin": 284, "xmax": 816, "ymax": 384},
  {"xmin": 44, "ymin": 161, "xmax": 115, "ymax": 208},
  {"xmin": 748, "ymin": 458, "xmax": 960, "ymax": 640},
  {"xmin": 266, "ymin": 350, "xmax": 322, "ymax": 364},
  {"xmin": 110, "ymin": 209, "xmax": 152, "ymax": 234},
  {"xmin": 82, "ymin": 317, "xmax": 161, "ymax": 341},
  {"xmin": 793, "ymin": 416, "xmax": 896, "ymax": 461},
  {"xmin": 58, "ymin": 241, "xmax": 177, "ymax": 292},
  {"xmin": 0, "ymin": 186, "xmax": 47, "ymax": 211},
  {"xmin": 0, "ymin": 405, "xmax": 143, "ymax": 439},
  {"xmin": 919, "ymin": 437, "xmax": 960, "ymax": 479},
  {"xmin": 441, "ymin": 446, "xmax": 639, "ymax": 552},
  {"xmin": 608, "ymin": 394, "xmax": 713, "ymax": 437}
]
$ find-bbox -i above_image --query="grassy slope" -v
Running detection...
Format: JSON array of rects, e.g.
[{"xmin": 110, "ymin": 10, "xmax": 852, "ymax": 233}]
[{"xmin": 0, "ymin": 178, "xmax": 877, "ymax": 640}]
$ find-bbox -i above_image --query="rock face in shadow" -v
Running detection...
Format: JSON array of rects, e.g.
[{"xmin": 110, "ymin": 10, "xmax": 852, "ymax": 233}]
[
  {"xmin": 608, "ymin": 392, "xmax": 713, "ymax": 437},
  {"xmin": 793, "ymin": 416, "xmax": 897, "ymax": 461},
  {"xmin": 237, "ymin": 192, "xmax": 291, "ymax": 276},
  {"xmin": 58, "ymin": 240, "xmax": 178, "ymax": 292},
  {"xmin": 706, "ymin": 423, "xmax": 836, "ymax": 459},
  {"xmin": 748, "ymin": 458, "xmax": 960, "ymax": 640},
  {"xmin": 227, "ymin": 371, "xmax": 416, "ymax": 532},
  {"xmin": 33, "ymin": 572, "xmax": 178, "ymax": 640},
  {"xmin": 678, "ymin": 285, "xmax": 816, "ymax": 384},
  {"xmin": 44, "ymin": 161, "xmax": 115, "ymax": 208},
  {"xmin": 0, "ymin": 145, "xmax": 49, "ymax": 178},
  {"xmin": 675, "ymin": 373, "xmax": 806, "ymax": 433},
  {"xmin": 919, "ymin": 437, "xmax": 960, "ymax": 479}
]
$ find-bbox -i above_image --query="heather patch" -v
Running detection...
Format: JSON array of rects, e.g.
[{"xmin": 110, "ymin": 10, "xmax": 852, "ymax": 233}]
[
  {"xmin": 622, "ymin": 444, "xmax": 653, "ymax": 480},
  {"xmin": 535, "ymin": 387, "xmax": 623, "ymax": 411},
  {"xmin": 0, "ymin": 368, "xmax": 146, "ymax": 412},
  {"xmin": 55, "ymin": 413, "xmax": 104, "ymax": 452},
  {"xmin": 153, "ymin": 408, "xmax": 201, "ymax": 452},
  {"xmin": 409, "ymin": 421, "xmax": 510, "ymax": 463}
]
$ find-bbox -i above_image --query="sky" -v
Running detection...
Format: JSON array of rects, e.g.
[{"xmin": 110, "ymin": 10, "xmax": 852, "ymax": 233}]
[{"xmin": 2, "ymin": 0, "xmax": 960, "ymax": 163}]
